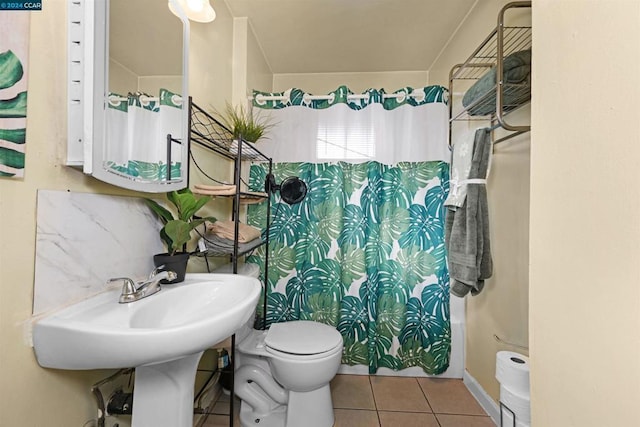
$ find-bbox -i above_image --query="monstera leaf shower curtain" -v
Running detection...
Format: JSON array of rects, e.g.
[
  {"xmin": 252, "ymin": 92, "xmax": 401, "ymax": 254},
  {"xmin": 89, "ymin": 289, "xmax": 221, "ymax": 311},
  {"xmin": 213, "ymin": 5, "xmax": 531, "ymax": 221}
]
[{"xmin": 246, "ymin": 86, "xmax": 452, "ymax": 375}]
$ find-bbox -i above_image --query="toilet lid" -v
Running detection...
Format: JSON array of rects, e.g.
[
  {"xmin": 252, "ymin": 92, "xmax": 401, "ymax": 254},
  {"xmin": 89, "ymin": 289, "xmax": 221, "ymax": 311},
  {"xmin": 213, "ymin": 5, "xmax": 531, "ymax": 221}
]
[{"xmin": 265, "ymin": 321, "xmax": 342, "ymax": 355}]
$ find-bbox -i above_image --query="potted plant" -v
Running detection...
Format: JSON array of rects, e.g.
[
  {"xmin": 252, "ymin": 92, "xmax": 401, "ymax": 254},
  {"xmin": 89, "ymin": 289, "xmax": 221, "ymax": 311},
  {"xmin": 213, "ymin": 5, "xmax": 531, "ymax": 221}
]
[
  {"xmin": 145, "ymin": 188, "xmax": 216, "ymax": 283},
  {"xmin": 215, "ymin": 101, "xmax": 274, "ymax": 143}
]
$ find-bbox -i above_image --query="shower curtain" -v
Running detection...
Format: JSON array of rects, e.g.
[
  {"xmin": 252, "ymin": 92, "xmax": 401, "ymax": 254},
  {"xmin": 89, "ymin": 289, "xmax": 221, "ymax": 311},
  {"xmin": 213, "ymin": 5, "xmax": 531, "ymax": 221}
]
[
  {"xmin": 105, "ymin": 88, "xmax": 182, "ymax": 181},
  {"xmin": 247, "ymin": 86, "xmax": 451, "ymax": 375}
]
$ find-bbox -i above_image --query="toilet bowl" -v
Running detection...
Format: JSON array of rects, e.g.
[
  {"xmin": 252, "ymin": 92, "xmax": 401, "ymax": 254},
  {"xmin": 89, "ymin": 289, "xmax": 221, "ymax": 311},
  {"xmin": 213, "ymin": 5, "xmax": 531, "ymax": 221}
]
[
  {"xmin": 235, "ymin": 321, "xmax": 343, "ymax": 427},
  {"xmin": 213, "ymin": 263, "xmax": 343, "ymax": 427}
]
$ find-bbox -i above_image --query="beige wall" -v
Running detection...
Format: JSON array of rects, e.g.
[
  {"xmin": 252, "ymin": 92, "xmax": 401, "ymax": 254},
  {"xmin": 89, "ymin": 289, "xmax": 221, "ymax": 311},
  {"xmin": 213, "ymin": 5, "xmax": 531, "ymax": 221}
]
[
  {"xmin": 231, "ymin": 16, "xmax": 273, "ymax": 105},
  {"xmin": 109, "ymin": 58, "xmax": 138, "ymax": 94},
  {"xmin": 430, "ymin": 0, "xmax": 531, "ymax": 405},
  {"xmin": 137, "ymin": 75, "xmax": 182, "ymax": 94},
  {"xmin": 530, "ymin": 1, "xmax": 640, "ymax": 426},
  {"xmin": 246, "ymin": 20, "xmax": 273, "ymax": 96},
  {"xmin": 272, "ymin": 71, "xmax": 429, "ymax": 94},
  {"xmin": 0, "ymin": 1, "xmax": 236, "ymax": 425},
  {"xmin": 109, "ymin": 59, "xmax": 182, "ymax": 95}
]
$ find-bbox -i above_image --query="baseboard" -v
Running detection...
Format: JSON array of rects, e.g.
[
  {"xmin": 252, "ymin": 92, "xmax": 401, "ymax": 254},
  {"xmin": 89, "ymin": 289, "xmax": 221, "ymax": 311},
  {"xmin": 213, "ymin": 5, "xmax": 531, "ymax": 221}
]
[{"xmin": 463, "ymin": 370, "xmax": 500, "ymax": 426}]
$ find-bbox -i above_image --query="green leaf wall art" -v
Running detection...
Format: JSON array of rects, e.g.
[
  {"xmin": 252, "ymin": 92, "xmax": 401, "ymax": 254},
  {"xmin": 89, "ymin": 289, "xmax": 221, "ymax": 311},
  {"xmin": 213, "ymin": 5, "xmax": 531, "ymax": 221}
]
[{"xmin": 0, "ymin": 15, "xmax": 30, "ymax": 179}]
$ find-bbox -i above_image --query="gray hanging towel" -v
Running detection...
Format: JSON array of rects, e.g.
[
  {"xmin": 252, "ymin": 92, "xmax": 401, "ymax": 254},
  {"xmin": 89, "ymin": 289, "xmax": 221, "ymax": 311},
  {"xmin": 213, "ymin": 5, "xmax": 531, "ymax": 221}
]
[{"xmin": 445, "ymin": 128, "xmax": 493, "ymax": 297}]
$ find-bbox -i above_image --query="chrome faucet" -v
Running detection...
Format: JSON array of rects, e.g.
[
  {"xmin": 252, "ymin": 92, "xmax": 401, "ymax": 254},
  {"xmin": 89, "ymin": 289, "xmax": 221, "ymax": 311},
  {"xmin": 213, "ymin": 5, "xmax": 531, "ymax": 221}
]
[{"xmin": 107, "ymin": 269, "xmax": 177, "ymax": 304}]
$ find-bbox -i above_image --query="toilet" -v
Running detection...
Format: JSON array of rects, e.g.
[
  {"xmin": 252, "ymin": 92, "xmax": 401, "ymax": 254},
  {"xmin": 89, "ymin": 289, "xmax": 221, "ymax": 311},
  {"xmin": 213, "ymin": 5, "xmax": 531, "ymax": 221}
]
[{"xmin": 215, "ymin": 263, "xmax": 344, "ymax": 427}]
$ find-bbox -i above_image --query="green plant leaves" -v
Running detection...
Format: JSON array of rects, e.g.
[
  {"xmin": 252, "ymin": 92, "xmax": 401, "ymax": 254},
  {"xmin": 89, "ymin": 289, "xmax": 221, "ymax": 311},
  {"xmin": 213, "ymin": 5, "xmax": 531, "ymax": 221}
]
[
  {"xmin": 164, "ymin": 220, "xmax": 193, "ymax": 254},
  {"xmin": 167, "ymin": 188, "xmax": 210, "ymax": 221},
  {"xmin": 144, "ymin": 198, "xmax": 173, "ymax": 224},
  {"xmin": 144, "ymin": 189, "xmax": 213, "ymax": 254},
  {"xmin": 213, "ymin": 101, "xmax": 274, "ymax": 142}
]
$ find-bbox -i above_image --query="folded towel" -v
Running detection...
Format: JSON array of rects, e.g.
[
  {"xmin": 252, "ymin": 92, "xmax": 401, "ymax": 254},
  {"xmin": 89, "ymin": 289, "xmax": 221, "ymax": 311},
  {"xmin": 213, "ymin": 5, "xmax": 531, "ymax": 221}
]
[
  {"xmin": 193, "ymin": 184, "xmax": 268, "ymax": 199},
  {"xmin": 445, "ymin": 128, "xmax": 493, "ymax": 297},
  {"xmin": 462, "ymin": 49, "xmax": 531, "ymax": 116},
  {"xmin": 444, "ymin": 129, "xmax": 475, "ymax": 210},
  {"xmin": 239, "ymin": 197, "xmax": 266, "ymax": 205},
  {"xmin": 239, "ymin": 191, "xmax": 269, "ymax": 199},
  {"xmin": 193, "ymin": 184, "xmax": 236, "ymax": 196},
  {"xmin": 198, "ymin": 233, "xmax": 263, "ymax": 255},
  {"xmin": 207, "ymin": 220, "xmax": 262, "ymax": 243}
]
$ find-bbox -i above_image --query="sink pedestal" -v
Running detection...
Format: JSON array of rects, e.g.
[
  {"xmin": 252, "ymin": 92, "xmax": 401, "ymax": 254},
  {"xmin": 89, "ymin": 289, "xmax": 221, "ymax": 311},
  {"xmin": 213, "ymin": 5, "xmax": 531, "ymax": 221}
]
[{"xmin": 131, "ymin": 351, "xmax": 204, "ymax": 427}]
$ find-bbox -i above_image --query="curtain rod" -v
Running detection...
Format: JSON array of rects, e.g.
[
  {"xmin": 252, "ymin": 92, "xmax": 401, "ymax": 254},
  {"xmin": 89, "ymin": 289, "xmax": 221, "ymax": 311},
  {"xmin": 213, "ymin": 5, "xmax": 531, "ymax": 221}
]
[{"xmin": 249, "ymin": 92, "xmax": 426, "ymax": 102}]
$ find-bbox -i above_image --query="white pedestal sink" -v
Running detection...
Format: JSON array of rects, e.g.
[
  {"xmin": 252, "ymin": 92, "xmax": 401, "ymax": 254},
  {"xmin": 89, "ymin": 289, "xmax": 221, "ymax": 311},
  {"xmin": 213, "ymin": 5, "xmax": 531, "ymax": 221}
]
[{"xmin": 32, "ymin": 273, "xmax": 261, "ymax": 427}]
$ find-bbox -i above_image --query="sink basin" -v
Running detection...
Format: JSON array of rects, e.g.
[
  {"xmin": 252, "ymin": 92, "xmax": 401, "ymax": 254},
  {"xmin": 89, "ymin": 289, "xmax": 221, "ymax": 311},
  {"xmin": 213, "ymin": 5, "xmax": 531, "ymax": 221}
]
[
  {"xmin": 33, "ymin": 273, "xmax": 261, "ymax": 427},
  {"xmin": 33, "ymin": 273, "xmax": 261, "ymax": 370}
]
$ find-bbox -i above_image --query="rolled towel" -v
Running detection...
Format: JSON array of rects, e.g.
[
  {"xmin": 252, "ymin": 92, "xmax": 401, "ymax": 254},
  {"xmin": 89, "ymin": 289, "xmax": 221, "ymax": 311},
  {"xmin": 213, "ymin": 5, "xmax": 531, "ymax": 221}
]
[
  {"xmin": 193, "ymin": 184, "xmax": 268, "ymax": 200},
  {"xmin": 207, "ymin": 220, "xmax": 262, "ymax": 243},
  {"xmin": 462, "ymin": 49, "xmax": 531, "ymax": 116}
]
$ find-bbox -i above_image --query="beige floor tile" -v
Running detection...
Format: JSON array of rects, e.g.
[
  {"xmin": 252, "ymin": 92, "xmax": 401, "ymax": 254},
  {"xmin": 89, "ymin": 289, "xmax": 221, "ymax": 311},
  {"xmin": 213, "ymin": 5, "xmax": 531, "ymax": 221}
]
[
  {"xmin": 378, "ymin": 411, "xmax": 440, "ymax": 427},
  {"xmin": 436, "ymin": 414, "xmax": 496, "ymax": 427},
  {"xmin": 331, "ymin": 374, "xmax": 376, "ymax": 410},
  {"xmin": 334, "ymin": 409, "xmax": 380, "ymax": 427},
  {"xmin": 370, "ymin": 376, "xmax": 431, "ymax": 412},
  {"xmin": 418, "ymin": 378, "xmax": 487, "ymax": 415}
]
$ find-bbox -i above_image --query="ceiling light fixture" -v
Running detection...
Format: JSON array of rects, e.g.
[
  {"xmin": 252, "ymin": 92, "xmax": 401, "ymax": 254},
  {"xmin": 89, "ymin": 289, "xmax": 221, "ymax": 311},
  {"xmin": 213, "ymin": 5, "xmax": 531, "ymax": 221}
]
[{"xmin": 169, "ymin": 0, "xmax": 216, "ymax": 23}]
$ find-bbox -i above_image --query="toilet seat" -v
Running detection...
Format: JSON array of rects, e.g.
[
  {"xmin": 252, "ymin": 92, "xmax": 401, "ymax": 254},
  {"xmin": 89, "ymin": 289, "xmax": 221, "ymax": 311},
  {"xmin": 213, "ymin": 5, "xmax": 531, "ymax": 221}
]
[
  {"xmin": 265, "ymin": 321, "xmax": 343, "ymax": 355},
  {"xmin": 237, "ymin": 321, "xmax": 343, "ymax": 359},
  {"xmin": 265, "ymin": 341, "xmax": 342, "ymax": 361}
]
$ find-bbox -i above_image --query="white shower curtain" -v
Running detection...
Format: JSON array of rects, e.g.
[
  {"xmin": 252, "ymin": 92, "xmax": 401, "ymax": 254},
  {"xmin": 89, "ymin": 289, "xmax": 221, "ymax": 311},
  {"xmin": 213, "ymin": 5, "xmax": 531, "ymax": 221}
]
[
  {"xmin": 254, "ymin": 86, "xmax": 450, "ymax": 164},
  {"xmin": 105, "ymin": 88, "xmax": 183, "ymax": 181}
]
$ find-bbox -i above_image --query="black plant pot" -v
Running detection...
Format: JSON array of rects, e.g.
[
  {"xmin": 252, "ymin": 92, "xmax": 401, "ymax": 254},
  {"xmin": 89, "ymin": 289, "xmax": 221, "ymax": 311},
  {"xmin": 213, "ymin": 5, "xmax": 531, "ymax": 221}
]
[{"xmin": 152, "ymin": 253, "xmax": 190, "ymax": 284}]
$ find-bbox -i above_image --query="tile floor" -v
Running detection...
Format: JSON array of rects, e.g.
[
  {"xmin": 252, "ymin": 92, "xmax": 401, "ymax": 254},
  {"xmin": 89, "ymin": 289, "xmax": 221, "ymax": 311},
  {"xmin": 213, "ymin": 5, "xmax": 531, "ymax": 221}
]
[{"xmin": 202, "ymin": 374, "xmax": 494, "ymax": 427}]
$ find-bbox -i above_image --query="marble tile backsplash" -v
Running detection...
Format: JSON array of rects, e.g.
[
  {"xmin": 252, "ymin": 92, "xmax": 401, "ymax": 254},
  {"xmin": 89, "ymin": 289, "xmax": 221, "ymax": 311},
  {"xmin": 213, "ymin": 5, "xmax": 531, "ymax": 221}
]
[{"xmin": 33, "ymin": 190, "xmax": 164, "ymax": 315}]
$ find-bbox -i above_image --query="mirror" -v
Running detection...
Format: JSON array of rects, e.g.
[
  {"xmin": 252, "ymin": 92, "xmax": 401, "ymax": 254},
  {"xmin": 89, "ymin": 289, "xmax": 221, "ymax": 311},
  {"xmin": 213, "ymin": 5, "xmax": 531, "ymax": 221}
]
[{"xmin": 70, "ymin": 0, "xmax": 190, "ymax": 192}]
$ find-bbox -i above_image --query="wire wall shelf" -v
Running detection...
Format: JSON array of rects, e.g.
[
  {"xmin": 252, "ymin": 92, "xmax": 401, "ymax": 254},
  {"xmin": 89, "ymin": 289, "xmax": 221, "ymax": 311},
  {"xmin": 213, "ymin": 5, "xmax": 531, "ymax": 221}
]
[
  {"xmin": 189, "ymin": 101, "xmax": 271, "ymax": 162},
  {"xmin": 449, "ymin": 1, "xmax": 532, "ymax": 144}
]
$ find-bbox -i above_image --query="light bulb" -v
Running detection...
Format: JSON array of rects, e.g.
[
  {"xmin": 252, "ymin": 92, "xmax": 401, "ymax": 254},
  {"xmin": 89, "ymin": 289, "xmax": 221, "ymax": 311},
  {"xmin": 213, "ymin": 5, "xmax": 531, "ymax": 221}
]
[
  {"xmin": 168, "ymin": 0, "xmax": 216, "ymax": 23},
  {"xmin": 186, "ymin": 0, "xmax": 204, "ymax": 13}
]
